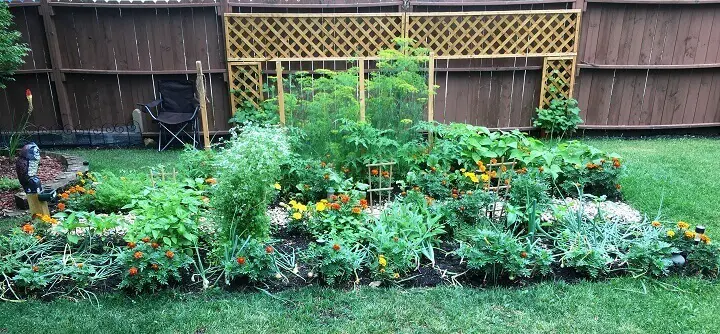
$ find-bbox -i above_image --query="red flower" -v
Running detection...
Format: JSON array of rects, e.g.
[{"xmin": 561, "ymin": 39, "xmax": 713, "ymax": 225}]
[
  {"xmin": 265, "ymin": 246, "xmax": 274, "ymax": 254},
  {"xmin": 520, "ymin": 251, "xmax": 528, "ymax": 258},
  {"xmin": 26, "ymin": 89, "xmax": 32, "ymax": 98},
  {"xmin": 371, "ymin": 169, "xmax": 379, "ymax": 176},
  {"xmin": 129, "ymin": 267, "xmax": 138, "ymax": 276},
  {"xmin": 359, "ymin": 199, "xmax": 368, "ymax": 209},
  {"xmin": 237, "ymin": 257, "xmax": 246, "ymax": 265},
  {"xmin": 134, "ymin": 251, "xmax": 143, "ymax": 259},
  {"xmin": 330, "ymin": 203, "xmax": 341, "ymax": 210},
  {"xmin": 332, "ymin": 244, "xmax": 341, "ymax": 251},
  {"xmin": 165, "ymin": 250, "xmax": 175, "ymax": 259}
]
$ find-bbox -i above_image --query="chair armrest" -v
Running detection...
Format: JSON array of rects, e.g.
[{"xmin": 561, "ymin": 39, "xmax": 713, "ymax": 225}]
[{"xmin": 135, "ymin": 100, "xmax": 162, "ymax": 120}]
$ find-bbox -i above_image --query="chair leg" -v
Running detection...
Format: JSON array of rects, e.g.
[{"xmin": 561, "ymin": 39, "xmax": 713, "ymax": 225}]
[{"xmin": 157, "ymin": 125, "xmax": 162, "ymax": 152}]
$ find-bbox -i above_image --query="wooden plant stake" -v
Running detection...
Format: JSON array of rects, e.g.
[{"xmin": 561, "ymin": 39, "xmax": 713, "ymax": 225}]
[{"xmin": 195, "ymin": 61, "xmax": 211, "ymax": 150}]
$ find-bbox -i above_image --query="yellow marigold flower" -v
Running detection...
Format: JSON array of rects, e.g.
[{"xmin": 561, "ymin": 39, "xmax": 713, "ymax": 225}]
[
  {"xmin": 480, "ymin": 173, "xmax": 490, "ymax": 183},
  {"xmin": 378, "ymin": 255, "xmax": 387, "ymax": 267},
  {"xmin": 315, "ymin": 201, "xmax": 327, "ymax": 212},
  {"xmin": 684, "ymin": 230, "xmax": 695, "ymax": 239},
  {"xmin": 274, "ymin": 183, "xmax": 281, "ymax": 190},
  {"xmin": 289, "ymin": 200, "xmax": 297, "ymax": 206},
  {"xmin": 478, "ymin": 165, "xmax": 487, "ymax": 173},
  {"xmin": 700, "ymin": 234, "xmax": 711, "ymax": 244},
  {"xmin": 205, "ymin": 178, "xmax": 217, "ymax": 185},
  {"xmin": 393, "ymin": 273, "xmax": 400, "ymax": 279},
  {"xmin": 292, "ymin": 212, "xmax": 302, "ymax": 220},
  {"xmin": 464, "ymin": 172, "xmax": 479, "ymax": 183},
  {"xmin": 651, "ymin": 221, "xmax": 661, "ymax": 227},
  {"xmin": 677, "ymin": 221, "xmax": 689, "ymax": 229},
  {"xmin": 666, "ymin": 230, "xmax": 675, "ymax": 238},
  {"xmin": 459, "ymin": 168, "xmax": 466, "ymax": 173}
]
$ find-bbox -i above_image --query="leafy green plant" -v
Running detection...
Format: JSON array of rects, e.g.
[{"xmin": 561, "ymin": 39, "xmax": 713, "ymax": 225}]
[
  {"xmin": 302, "ymin": 240, "xmax": 365, "ymax": 285},
  {"xmin": 213, "ymin": 125, "xmax": 291, "ymax": 240},
  {"xmin": 436, "ymin": 190, "xmax": 497, "ymax": 237},
  {"xmin": 298, "ymin": 193, "xmax": 369, "ymax": 241},
  {"xmin": 623, "ymin": 232, "xmax": 675, "ymax": 277},
  {"xmin": 0, "ymin": 2, "xmax": 28, "ymax": 89},
  {"xmin": 177, "ymin": 145, "xmax": 217, "ymax": 180},
  {"xmin": 123, "ymin": 179, "xmax": 206, "ymax": 248},
  {"xmin": 0, "ymin": 177, "xmax": 20, "ymax": 191},
  {"xmin": 361, "ymin": 197, "xmax": 445, "ymax": 280},
  {"xmin": 221, "ymin": 236, "xmax": 278, "ymax": 283},
  {"xmin": 457, "ymin": 229, "xmax": 553, "ymax": 281},
  {"xmin": 533, "ymin": 98, "xmax": 583, "ymax": 139},
  {"xmin": 117, "ymin": 242, "xmax": 192, "ymax": 292}
]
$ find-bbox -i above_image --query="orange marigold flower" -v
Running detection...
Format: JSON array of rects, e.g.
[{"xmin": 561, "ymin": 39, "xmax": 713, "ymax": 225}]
[
  {"xmin": 339, "ymin": 194, "xmax": 350, "ymax": 203},
  {"xmin": 677, "ymin": 221, "xmax": 690, "ymax": 229},
  {"xmin": 323, "ymin": 173, "xmax": 330, "ymax": 180},
  {"xmin": 237, "ymin": 257, "xmax": 246, "ymax": 265},
  {"xmin": 520, "ymin": 251, "xmax": 528, "ymax": 258},
  {"xmin": 371, "ymin": 169, "xmax": 379, "ymax": 176},
  {"xmin": 684, "ymin": 230, "xmax": 696, "ymax": 239},
  {"xmin": 359, "ymin": 199, "xmax": 369, "ymax": 209},
  {"xmin": 476, "ymin": 160, "xmax": 484, "ymax": 167},
  {"xmin": 351, "ymin": 206, "xmax": 362, "ymax": 214},
  {"xmin": 332, "ymin": 244, "xmax": 341, "ymax": 251},
  {"xmin": 134, "ymin": 251, "xmax": 143, "ymax": 259},
  {"xmin": 615, "ymin": 184, "xmax": 622, "ymax": 190},
  {"xmin": 489, "ymin": 171, "xmax": 497, "ymax": 178},
  {"xmin": 651, "ymin": 221, "xmax": 661, "ymax": 227},
  {"xmin": 22, "ymin": 224, "xmax": 35, "ymax": 234},
  {"xmin": 151, "ymin": 263, "xmax": 159, "ymax": 271},
  {"xmin": 320, "ymin": 161, "xmax": 327, "ymax": 168},
  {"xmin": 265, "ymin": 246, "xmax": 274, "ymax": 254},
  {"xmin": 129, "ymin": 267, "xmax": 138, "ymax": 276},
  {"xmin": 330, "ymin": 203, "xmax": 341, "ymax": 210},
  {"xmin": 61, "ymin": 192, "xmax": 69, "ymax": 200},
  {"xmin": 451, "ymin": 193, "xmax": 458, "ymax": 199},
  {"xmin": 141, "ymin": 237, "xmax": 151, "ymax": 243},
  {"xmin": 490, "ymin": 158, "xmax": 498, "ymax": 164},
  {"xmin": 32, "ymin": 265, "xmax": 39, "ymax": 272},
  {"xmin": 87, "ymin": 189, "xmax": 96, "ymax": 196},
  {"xmin": 77, "ymin": 263, "xmax": 84, "ymax": 269},
  {"xmin": 205, "ymin": 178, "xmax": 217, "ymax": 185},
  {"xmin": 538, "ymin": 166, "xmax": 544, "ymax": 173},
  {"xmin": 701, "ymin": 234, "xmax": 711, "ymax": 244},
  {"xmin": 151, "ymin": 242, "xmax": 160, "ymax": 249},
  {"xmin": 382, "ymin": 171, "xmax": 390, "ymax": 178},
  {"xmin": 165, "ymin": 250, "xmax": 175, "ymax": 259},
  {"xmin": 329, "ymin": 194, "xmax": 338, "ymax": 202},
  {"xmin": 127, "ymin": 242, "xmax": 136, "ymax": 249},
  {"xmin": 57, "ymin": 203, "xmax": 66, "ymax": 211}
]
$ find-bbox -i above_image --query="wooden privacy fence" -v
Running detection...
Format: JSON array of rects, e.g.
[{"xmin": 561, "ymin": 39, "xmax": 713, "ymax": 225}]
[
  {"xmin": 3, "ymin": 0, "xmax": 720, "ymax": 136},
  {"xmin": 224, "ymin": 9, "xmax": 582, "ymax": 121}
]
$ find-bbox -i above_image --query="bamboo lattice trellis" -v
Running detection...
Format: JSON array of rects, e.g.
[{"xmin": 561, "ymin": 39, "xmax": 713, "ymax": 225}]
[{"xmin": 224, "ymin": 9, "xmax": 581, "ymax": 115}]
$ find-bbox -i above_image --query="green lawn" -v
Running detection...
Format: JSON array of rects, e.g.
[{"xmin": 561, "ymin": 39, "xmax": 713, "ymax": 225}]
[{"xmin": 1, "ymin": 138, "xmax": 718, "ymax": 333}]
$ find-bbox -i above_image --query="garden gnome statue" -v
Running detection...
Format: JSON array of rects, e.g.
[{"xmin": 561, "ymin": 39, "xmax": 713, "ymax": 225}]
[{"xmin": 15, "ymin": 142, "xmax": 50, "ymax": 216}]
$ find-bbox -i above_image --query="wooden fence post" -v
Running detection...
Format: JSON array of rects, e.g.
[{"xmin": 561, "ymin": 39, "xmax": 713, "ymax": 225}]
[
  {"xmin": 427, "ymin": 52, "xmax": 435, "ymax": 144},
  {"xmin": 276, "ymin": 60, "xmax": 286, "ymax": 125},
  {"xmin": 359, "ymin": 58, "xmax": 366, "ymax": 122},
  {"xmin": 195, "ymin": 61, "xmax": 211, "ymax": 150},
  {"xmin": 39, "ymin": 0, "xmax": 74, "ymax": 130}
]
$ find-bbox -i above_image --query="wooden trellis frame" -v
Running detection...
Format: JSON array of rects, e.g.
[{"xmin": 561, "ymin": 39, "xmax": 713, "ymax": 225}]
[
  {"xmin": 224, "ymin": 9, "xmax": 581, "ymax": 118},
  {"xmin": 227, "ymin": 62, "xmax": 263, "ymax": 114}
]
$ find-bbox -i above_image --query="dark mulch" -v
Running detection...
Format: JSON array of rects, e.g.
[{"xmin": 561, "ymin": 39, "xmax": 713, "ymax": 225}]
[{"xmin": 0, "ymin": 155, "xmax": 65, "ymax": 212}]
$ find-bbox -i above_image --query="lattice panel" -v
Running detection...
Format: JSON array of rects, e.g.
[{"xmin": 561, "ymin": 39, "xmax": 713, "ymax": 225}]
[
  {"xmin": 228, "ymin": 62, "xmax": 262, "ymax": 113},
  {"xmin": 540, "ymin": 56, "xmax": 576, "ymax": 108},
  {"xmin": 224, "ymin": 14, "xmax": 405, "ymax": 61},
  {"xmin": 405, "ymin": 10, "xmax": 580, "ymax": 58}
]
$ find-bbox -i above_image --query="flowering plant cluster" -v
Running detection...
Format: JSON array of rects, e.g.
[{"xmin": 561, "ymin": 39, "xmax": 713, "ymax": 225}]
[
  {"xmin": 117, "ymin": 241, "xmax": 192, "ymax": 292},
  {"xmin": 302, "ymin": 240, "xmax": 365, "ymax": 285},
  {"xmin": 296, "ymin": 193, "xmax": 370, "ymax": 241}
]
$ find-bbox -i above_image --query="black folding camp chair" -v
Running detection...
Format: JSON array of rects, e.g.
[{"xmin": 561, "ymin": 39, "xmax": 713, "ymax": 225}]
[{"xmin": 137, "ymin": 80, "xmax": 199, "ymax": 151}]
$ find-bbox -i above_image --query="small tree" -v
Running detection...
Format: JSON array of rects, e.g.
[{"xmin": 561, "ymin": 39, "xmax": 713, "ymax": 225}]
[{"xmin": 0, "ymin": 2, "xmax": 28, "ymax": 88}]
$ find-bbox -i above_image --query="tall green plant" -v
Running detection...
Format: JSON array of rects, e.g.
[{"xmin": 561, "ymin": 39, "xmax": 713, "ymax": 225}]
[{"xmin": 0, "ymin": 2, "xmax": 28, "ymax": 89}]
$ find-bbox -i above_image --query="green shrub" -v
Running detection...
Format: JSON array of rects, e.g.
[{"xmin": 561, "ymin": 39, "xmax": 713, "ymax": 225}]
[
  {"xmin": 117, "ymin": 242, "xmax": 192, "ymax": 292},
  {"xmin": 623, "ymin": 232, "xmax": 675, "ymax": 277},
  {"xmin": 0, "ymin": 2, "xmax": 29, "ymax": 88},
  {"xmin": 93, "ymin": 172, "xmax": 147, "ymax": 213},
  {"xmin": 436, "ymin": 190, "xmax": 496, "ymax": 237},
  {"xmin": 281, "ymin": 157, "xmax": 342, "ymax": 202},
  {"xmin": 457, "ymin": 229, "xmax": 553, "ymax": 281},
  {"xmin": 177, "ymin": 145, "xmax": 217, "ymax": 180},
  {"xmin": 213, "ymin": 126, "xmax": 291, "ymax": 240},
  {"xmin": 302, "ymin": 240, "xmax": 365, "ymax": 285},
  {"xmin": 533, "ymin": 98, "xmax": 583, "ymax": 139}
]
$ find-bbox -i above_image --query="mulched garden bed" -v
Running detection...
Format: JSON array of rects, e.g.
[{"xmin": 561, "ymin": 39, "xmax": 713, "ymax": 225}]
[{"xmin": 0, "ymin": 155, "xmax": 64, "ymax": 213}]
